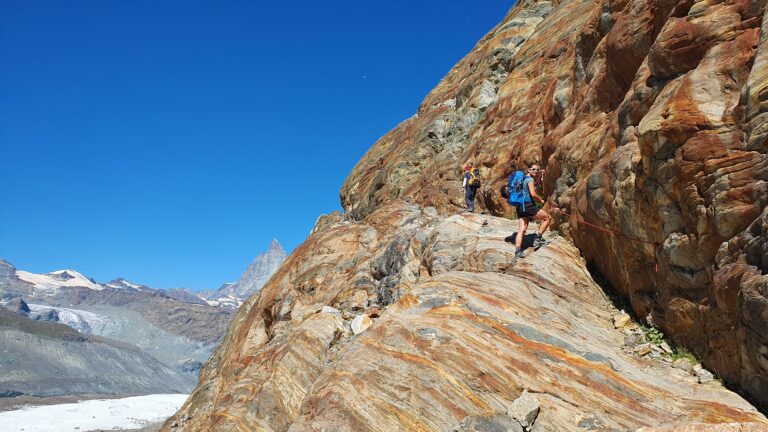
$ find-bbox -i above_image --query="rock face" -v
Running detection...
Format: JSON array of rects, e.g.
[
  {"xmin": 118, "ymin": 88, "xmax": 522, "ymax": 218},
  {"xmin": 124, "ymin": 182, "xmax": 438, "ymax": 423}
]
[
  {"xmin": 339, "ymin": 0, "xmax": 768, "ymax": 408},
  {"xmin": 2, "ymin": 297, "xmax": 30, "ymax": 316},
  {"xmin": 165, "ymin": 203, "xmax": 766, "ymax": 431},
  {"xmin": 167, "ymin": 0, "xmax": 768, "ymax": 429}
]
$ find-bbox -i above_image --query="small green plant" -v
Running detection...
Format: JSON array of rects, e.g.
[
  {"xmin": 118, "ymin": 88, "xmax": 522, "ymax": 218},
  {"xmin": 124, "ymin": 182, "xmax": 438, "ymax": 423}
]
[
  {"xmin": 670, "ymin": 347, "xmax": 698, "ymax": 363},
  {"xmin": 642, "ymin": 325, "xmax": 665, "ymax": 345},
  {"xmin": 639, "ymin": 325, "xmax": 702, "ymax": 364}
]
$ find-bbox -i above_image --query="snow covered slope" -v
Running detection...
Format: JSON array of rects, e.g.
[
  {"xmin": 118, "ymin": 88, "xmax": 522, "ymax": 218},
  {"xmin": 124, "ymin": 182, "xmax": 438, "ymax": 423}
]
[
  {"xmin": 0, "ymin": 394, "xmax": 188, "ymax": 432},
  {"xmin": 16, "ymin": 270, "xmax": 103, "ymax": 291}
]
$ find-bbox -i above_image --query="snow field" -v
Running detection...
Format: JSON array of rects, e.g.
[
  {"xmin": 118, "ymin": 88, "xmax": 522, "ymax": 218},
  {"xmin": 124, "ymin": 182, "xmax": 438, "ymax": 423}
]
[{"xmin": 0, "ymin": 394, "xmax": 188, "ymax": 432}]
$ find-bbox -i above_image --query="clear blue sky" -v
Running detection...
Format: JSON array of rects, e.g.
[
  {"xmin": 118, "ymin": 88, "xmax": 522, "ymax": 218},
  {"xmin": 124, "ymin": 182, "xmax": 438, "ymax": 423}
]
[{"xmin": 0, "ymin": 0, "xmax": 513, "ymax": 290}]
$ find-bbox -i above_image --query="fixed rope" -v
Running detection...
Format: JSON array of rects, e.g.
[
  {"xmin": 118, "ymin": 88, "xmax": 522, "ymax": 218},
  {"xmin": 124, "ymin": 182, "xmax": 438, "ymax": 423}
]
[{"xmin": 550, "ymin": 207, "xmax": 663, "ymax": 273}]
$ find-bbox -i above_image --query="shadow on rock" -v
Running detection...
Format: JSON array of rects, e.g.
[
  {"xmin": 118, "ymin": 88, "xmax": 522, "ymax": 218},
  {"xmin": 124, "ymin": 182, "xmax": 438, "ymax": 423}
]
[{"xmin": 504, "ymin": 232, "xmax": 537, "ymax": 249}]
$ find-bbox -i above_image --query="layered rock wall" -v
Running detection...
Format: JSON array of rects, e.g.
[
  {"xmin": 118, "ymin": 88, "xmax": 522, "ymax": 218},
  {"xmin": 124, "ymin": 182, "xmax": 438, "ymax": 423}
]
[{"xmin": 341, "ymin": 0, "xmax": 768, "ymax": 406}]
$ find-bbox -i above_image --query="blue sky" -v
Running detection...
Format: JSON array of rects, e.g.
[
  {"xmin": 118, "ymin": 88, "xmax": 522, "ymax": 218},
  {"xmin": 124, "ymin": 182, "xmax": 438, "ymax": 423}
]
[{"xmin": 0, "ymin": 0, "xmax": 513, "ymax": 290}]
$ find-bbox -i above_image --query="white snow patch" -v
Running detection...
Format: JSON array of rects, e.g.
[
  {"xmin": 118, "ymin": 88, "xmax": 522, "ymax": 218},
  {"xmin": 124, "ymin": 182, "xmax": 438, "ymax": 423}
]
[
  {"xmin": 105, "ymin": 279, "xmax": 151, "ymax": 292},
  {"xmin": 120, "ymin": 279, "xmax": 141, "ymax": 289},
  {"xmin": 0, "ymin": 394, "xmax": 188, "ymax": 432},
  {"xmin": 204, "ymin": 296, "xmax": 241, "ymax": 308},
  {"xmin": 17, "ymin": 270, "xmax": 103, "ymax": 291}
]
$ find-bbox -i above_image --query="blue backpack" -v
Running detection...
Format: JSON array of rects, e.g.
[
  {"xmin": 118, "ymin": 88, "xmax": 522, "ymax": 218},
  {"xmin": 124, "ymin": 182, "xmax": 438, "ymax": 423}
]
[{"xmin": 507, "ymin": 171, "xmax": 531, "ymax": 211}]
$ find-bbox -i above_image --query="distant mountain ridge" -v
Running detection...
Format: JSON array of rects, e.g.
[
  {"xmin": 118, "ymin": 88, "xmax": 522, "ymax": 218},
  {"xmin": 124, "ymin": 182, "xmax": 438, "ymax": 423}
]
[
  {"xmin": 0, "ymin": 258, "xmax": 232, "ymax": 397},
  {"xmin": 0, "ymin": 240, "xmax": 286, "ymax": 398},
  {"xmin": 0, "ymin": 239, "xmax": 287, "ymax": 309}
]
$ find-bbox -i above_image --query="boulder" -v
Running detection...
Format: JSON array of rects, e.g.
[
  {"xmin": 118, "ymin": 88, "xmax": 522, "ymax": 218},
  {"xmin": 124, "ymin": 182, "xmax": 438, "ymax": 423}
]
[
  {"xmin": 612, "ymin": 313, "xmax": 631, "ymax": 329},
  {"xmin": 507, "ymin": 390, "xmax": 540, "ymax": 429},
  {"xmin": 320, "ymin": 306, "xmax": 341, "ymax": 315},
  {"xmin": 350, "ymin": 290, "xmax": 368, "ymax": 311},
  {"xmin": 672, "ymin": 358, "xmax": 695, "ymax": 374},
  {"xmin": 455, "ymin": 414, "xmax": 522, "ymax": 432},
  {"xmin": 697, "ymin": 369, "xmax": 716, "ymax": 384},
  {"xmin": 350, "ymin": 314, "xmax": 372, "ymax": 335},
  {"xmin": 635, "ymin": 344, "xmax": 652, "ymax": 356}
]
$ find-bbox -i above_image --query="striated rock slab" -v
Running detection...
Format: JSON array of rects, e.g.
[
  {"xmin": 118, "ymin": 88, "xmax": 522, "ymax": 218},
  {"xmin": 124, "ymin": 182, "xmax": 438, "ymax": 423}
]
[
  {"xmin": 336, "ymin": 0, "xmax": 768, "ymax": 407},
  {"xmin": 165, "ymin": 202, "xmax": 766, "ymax": 431},
  {"xmin": 637, "ymin": 423, "xmax": 768, "ymax": 432}
]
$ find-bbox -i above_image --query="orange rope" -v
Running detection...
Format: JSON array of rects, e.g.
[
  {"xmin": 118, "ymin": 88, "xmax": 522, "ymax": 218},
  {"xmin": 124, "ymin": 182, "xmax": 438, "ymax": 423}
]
[{"xmin": 551, "ymin": 207, "xmax": 662, "ymax": 273}]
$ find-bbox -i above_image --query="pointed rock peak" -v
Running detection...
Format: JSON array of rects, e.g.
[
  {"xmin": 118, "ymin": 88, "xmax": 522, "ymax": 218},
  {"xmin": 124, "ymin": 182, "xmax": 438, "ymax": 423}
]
[
  {"xmin": 209, "ymin": 238, "xmax": 287, "ymax": 301},
  {"xmin": 268, "ymin": 239, "xmax": 284, "ymax": 253},
  {"xmin": 0, "ymin": 259, "xmax": 16, "ymax": 271}
]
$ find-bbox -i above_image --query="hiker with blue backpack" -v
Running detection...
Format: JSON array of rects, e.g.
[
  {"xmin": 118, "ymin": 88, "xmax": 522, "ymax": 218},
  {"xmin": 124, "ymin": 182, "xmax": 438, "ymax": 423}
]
[{"xmin": 503, "ymin": 162, "xmax": 552, "ymax": 258}]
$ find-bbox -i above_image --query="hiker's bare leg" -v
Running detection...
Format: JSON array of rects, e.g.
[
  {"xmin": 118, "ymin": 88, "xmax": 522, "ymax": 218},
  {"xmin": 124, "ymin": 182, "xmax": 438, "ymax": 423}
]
[
  {"xmin": 516, "ymin": 217, "xmax": 529, "ymax": 250},
  {"xmin": 534, "ymin": 210, "xmax": 552, "ymax": 234}
]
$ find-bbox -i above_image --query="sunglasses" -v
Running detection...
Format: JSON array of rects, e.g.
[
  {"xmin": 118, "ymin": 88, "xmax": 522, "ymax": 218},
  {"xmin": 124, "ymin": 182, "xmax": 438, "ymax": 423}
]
[{"xmin": 529, "ymin": 167, "xmax": 540, "ymax": 172}]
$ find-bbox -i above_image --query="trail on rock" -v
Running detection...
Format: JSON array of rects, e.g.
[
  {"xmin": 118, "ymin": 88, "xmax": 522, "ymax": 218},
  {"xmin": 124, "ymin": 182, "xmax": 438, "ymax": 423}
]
[
  {"xmin": 340, "ymin": 0, "xmax": 768, "ymax": 407},
  {"xmin": 165, "ymin": 202, "xmax": 766, "ymax": 431}
]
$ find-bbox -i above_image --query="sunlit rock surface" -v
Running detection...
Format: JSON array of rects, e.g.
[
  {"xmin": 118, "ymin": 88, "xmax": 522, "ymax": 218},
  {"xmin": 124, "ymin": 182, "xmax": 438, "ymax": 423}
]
[
  {"xmin": 165, "ymin": 203, "xmax": 766, "ymax": 431},
  {"xmin": 168, "ymin": 0, "xmax": 768, "ymax": 429},
  {"xmin": 340, "ymin": 0, "xmax": 768, "ymax": 408}
]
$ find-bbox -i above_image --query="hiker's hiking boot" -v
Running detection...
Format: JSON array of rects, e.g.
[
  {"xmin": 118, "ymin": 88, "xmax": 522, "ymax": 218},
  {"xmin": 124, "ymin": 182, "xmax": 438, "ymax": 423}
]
[
  {"xmin": 533, "ymin": 236, "xmax": 549, "ymax": 249},
  {"xmin": 515, "ymin": 249, "xmax": 525, "ymax": 259}
]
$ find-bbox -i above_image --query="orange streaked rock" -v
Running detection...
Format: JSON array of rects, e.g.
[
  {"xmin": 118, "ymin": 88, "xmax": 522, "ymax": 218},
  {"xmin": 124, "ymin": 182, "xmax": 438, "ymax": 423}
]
[
  {"xmin": 338, "ymin": 0, "xmax": 768, "ymax": 408},
  {"xmin": 164, "ymin": 203, "xmax": 766, "ymax": 431}
]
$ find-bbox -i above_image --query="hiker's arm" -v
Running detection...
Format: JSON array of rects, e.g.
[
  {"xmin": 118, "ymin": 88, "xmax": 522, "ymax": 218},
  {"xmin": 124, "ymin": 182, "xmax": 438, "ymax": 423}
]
[
  {"xmin": 528, "ymin": 181, "xmax": 544, "ymax": 204},
  {"xmin": 462, "ymin": 177, "xmax": 468, "ymax": 188}
]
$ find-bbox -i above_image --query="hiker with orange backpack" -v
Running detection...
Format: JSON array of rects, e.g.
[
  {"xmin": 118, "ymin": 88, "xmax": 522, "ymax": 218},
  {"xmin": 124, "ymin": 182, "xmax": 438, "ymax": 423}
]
[
  {"xmin": 505, "ymin": 161, "xmax": 552, "ymax": 258},
  {"xmin": 462, "ymin": 165, "xmax": 482, "ymax": 213}
]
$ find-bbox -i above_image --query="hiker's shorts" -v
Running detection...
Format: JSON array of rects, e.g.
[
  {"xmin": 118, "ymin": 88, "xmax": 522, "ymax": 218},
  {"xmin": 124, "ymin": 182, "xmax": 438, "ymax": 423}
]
[{"xmin": 515, "ymin": 204, "xmax": 539, "ymax": 219}]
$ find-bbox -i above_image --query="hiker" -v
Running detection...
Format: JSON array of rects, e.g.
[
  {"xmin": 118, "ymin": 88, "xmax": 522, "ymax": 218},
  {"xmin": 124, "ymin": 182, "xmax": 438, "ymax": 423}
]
[
  {"xmin": 507, "ymin": 162, "xmax": 552, "ymax": 258},
  {"xmin": 462, "ymin": 165, "xmax": 481, "ymax": 213}
]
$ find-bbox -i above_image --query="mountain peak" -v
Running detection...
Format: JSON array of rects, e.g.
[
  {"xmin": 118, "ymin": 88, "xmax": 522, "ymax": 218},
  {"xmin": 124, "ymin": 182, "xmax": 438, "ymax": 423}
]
[
  {"xmin": 214, "ymin": 240, "xmax": 286, "ymax": 301},
  {"xmin": 105, "ymin": 278, "xmax": 150, "ymax": 292},
  {"xmin": 268, "ymin": 239, "xmax": 284, "ymax": 253},
  {"xmin": 17, "ymin": 269, "xmax": 103, "ymax": 291}
]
